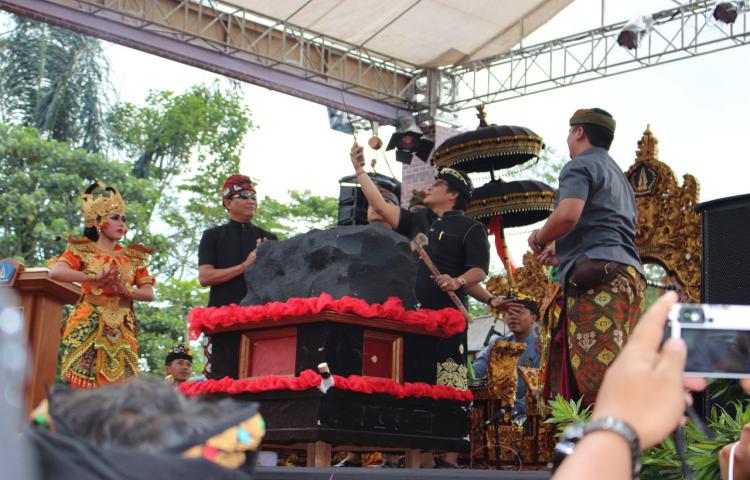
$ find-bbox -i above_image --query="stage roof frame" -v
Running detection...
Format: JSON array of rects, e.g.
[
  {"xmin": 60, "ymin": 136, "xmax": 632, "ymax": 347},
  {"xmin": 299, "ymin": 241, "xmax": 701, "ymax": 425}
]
[{"xmin": 2, "ymin": 0, "xmax": 749, "ymax": 124}]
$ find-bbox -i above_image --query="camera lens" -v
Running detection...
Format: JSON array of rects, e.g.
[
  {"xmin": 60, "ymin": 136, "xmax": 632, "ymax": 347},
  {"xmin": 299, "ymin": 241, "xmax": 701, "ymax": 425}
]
[{"xmin": 679, "ymin": 306, "xmax": 704, "ymax": 323}]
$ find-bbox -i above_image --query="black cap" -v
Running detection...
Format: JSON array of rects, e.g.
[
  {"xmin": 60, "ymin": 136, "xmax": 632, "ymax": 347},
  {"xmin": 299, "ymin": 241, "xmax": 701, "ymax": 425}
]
[
  {"xmin": 436, "ymin": 167, "xmax": 473, "ymax": 202},
  {"xmin": 165, "ymin": 344, "xmax": 193, "ymax": 365}
]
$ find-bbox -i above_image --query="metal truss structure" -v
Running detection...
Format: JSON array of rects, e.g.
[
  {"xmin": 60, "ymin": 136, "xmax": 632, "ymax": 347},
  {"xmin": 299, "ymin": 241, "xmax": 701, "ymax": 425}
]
[
  {"xmin": 2, "ymin": 0, "xmax": 749, "ymax": 123},
  {"xmin": 0, "ymin": 0, "xmax": 419, "ymax": 123},
  {"xmin": 439, "ymin": 1, "xmax": 750, "ymax": 111}
]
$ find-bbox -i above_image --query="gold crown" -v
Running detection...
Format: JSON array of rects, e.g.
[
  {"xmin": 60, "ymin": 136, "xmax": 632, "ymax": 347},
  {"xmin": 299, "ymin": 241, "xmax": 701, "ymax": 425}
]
[
  {"xmin": 81, "ymin": 183, "xmax": 126, "ymax": 228},
  {"xmin": 509, "ymin": 288, "xmax": 537, "ymax": 304},
  {"xmin": 171, "ymin": 344, "xmax": 192, "ymax": 356}
]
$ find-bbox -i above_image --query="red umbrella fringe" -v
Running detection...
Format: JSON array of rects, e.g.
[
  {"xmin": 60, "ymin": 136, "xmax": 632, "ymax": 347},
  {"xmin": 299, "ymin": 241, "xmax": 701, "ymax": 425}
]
[
  {"xmin": 187, "ymin": 293, "xmax": 467, "ymax": 339},
  {"xmin": 179, "ymin": 369, "xmax": 473, "ymax": 402}
]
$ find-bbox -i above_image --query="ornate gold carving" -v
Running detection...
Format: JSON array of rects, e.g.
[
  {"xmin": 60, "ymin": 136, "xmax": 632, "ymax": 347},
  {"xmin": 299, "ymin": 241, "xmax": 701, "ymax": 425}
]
[
  {"xmin": 624, "ymin": 126, "xmax": 702, "ymax": 302},
  {"xmin": 486, "ymin": 251, "xmax": 550, "ymax": 319},
  {"xmin": 436, "ymin": 357, "xmax": 468, "ymax": 390},
  {"xmin": 518, "ymin": 366, "xmax": 543, "ymax": 416},
  {"xmin": 487, "ymin": 340, "xmax": 527, "ymax": 408}
]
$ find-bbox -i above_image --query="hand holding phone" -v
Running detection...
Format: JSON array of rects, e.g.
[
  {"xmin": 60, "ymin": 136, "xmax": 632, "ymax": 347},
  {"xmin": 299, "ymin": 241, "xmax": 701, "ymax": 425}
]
[{"xmin": 667, "ymin": 303, "xmax": 750, "ymax": 378}]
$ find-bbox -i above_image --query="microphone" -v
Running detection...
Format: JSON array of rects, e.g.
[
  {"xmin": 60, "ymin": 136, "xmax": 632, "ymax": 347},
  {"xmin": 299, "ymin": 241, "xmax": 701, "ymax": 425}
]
[
  {"xmin": 483, "ymin": 323, "xmax": 502, "ymax": 347},
  {"xmin": 484, "ymin": 408, "xmax": 506, "ymax": 426}
]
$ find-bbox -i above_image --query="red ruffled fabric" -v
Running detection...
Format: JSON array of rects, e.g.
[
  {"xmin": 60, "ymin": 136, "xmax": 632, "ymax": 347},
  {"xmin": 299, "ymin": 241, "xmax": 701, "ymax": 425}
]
[
  {"xmin": 188, "ymin": 293, "xmax": 466, "ymax": 339},
  {"xmin": 179, "ymin": 370, "xmax": 473, "ymax": 402}
]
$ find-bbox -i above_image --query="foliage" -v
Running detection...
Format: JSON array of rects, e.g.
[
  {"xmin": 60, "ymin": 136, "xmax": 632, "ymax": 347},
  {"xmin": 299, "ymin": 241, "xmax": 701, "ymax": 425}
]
[
  {"xmin": 254, "ymin": 189, "xmax": 338, "ymax": 240},
  {"xmin": 135, "ymin": 278, "xmax": 208, "ymax": 374},
  {"xmin": 545, "ymin": 393, "xmax": 750, "ymax": 479},
  {"xmin": 545, "ymin": 394, "xmax": 592, "ymax": 438},
  {"xmin": 507, "ymin": 146, "xmax": 568, "ymax": 188},
  {"xmin": 0, "ymin": 15, "xmax": 110, "ymax": 151},
  {"xmin": 107, "ymin": 84, "xmax": 251, "ymax": 195},
  {"xmin": 0, "ymin": 125, "xmax": 161, "ymax": 266}
]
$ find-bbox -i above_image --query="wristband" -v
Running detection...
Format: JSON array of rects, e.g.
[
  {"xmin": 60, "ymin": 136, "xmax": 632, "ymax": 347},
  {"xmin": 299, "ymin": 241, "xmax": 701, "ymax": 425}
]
[
  {"xmin": 356, "ymin": 170, "xmax": 367, "ymax": 178},
  {"xmin": 550, "ymin": 417, "xmax": 641, "ymax": 478},
  {"xmin": 533, "ymin": 230, "xmax": 546, "ymax": 251}
]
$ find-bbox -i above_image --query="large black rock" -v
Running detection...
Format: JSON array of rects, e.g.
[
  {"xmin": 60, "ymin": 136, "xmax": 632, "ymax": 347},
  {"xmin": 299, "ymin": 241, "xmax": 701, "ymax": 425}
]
[{"xmin": 241, "ymin": 224, "xmax": 418, "ymax": 308}]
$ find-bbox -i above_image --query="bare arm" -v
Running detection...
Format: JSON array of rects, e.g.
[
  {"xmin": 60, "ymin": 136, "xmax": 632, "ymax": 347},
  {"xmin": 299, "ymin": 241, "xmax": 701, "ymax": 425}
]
[
  {"xmin": 49, "ymin": 261, "xmax": 90, "ymax": 283},
  {"xmin": 350, "ymin": 142, "xmax": 401, "ymax": 228},
  {"xmin": 530, "ymin": 198, "xmax": 585, "ymax": 252},
  {"xmin": 198, "ymin": 239, "xmax": 262, "ymax": 287},
  {"xmin": 552, "ymin": 431, "xmax": 631, "ymax": 480},
  {"xmin": 49, "ymin": 261, "xmax": 115, "ymax": 284},
  {"xmin": 198, "ymin": 263, "xmax": 245, "ymax": 287},
  {"xmin": 127, "ymin": 284, "xmax": 154, "ymax": 302}
]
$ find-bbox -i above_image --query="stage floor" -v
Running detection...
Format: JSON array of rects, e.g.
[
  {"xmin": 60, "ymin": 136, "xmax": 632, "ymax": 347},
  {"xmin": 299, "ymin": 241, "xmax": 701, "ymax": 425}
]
[{"xmin": 255, "ymin": 466, "xmax": 550, "ymax": 479}]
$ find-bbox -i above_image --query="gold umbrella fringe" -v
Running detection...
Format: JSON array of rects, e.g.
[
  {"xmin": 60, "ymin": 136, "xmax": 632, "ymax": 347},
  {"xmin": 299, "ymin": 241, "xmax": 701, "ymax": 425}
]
[
  {"xmin": 467, "ymin": 192, "xmax": 554, "ymax": 220},
  {"xmin": 433, "ymin": 135, "xmax": 544, "ymax": 168}
]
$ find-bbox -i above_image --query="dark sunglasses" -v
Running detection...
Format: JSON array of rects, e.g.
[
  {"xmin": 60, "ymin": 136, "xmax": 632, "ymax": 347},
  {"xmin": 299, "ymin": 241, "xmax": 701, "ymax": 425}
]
[
  {"xmin": 108, "ymin": 214, "xmax": 127, "ymax": 222},
  {"xmin": 233, "ymin": 191, "xmax": 257, "ymax": 201}
]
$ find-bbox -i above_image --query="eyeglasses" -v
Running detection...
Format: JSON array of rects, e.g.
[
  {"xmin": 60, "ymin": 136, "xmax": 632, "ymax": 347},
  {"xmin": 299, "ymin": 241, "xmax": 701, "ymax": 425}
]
[
  {"xmin": 108, "ymin": 214, "xmax": 127, "ymax": 222},
  {"xmin": 233, "ymin": 191, "xmax": 257, "ymax": 201},
  {"xmin": 432, "ymin": 180, "xmax": 449, "ymax": 188}
]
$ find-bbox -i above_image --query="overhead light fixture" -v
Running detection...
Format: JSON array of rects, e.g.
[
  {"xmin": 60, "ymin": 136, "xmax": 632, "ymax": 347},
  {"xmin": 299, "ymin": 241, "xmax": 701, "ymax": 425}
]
[
  {"xmin": 617, "ymin": 15, "xmax": 653, "ymax": 50},
  {"xmin": 713, "ymin": 1, "xmax": 748, "ymax": 24},
  {"xmin": 386, "ymin": 116, "xmax": 435, "ymax": 164}
]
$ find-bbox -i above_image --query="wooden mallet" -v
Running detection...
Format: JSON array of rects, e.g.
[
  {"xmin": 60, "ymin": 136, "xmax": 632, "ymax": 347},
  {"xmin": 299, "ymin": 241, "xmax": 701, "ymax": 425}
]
[{"xmin": 410, "ymin": 233, "xmax": 473, "ymax": 323}]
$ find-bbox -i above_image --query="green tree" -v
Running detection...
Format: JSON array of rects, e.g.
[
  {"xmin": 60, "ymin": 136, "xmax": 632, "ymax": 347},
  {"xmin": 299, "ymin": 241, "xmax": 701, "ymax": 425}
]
[
  {"xmin": 0, "ymin": 125, "xmax": 160, "ymax": 266},
  {"xmin": 0, "ymin": 15, "xmax": 110, "ymax": 151},
  {"xmin": 107, "ymin": 84, "xmax": 251, "ymax": 194},
  {"xmin": 136, "ymin": 278, "xmax": 208, "ymax": 374},
  {"xmin": 255, "ymin": 189, "xmax": 338, "ymax": 240},
  {"xmin": 506, "ymin": 146, "xmax": 567, "ymax": 188}
]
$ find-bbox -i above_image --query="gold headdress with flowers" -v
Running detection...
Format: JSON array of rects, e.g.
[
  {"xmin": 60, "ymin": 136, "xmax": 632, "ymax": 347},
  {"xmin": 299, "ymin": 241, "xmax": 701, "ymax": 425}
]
[
  {"xmin": 80, "ymin": 183, "xmax": 126, "ymax": 228},
  {"xmin": 509, "ymin": 288, "xmax": 537, "ymax": 304}
]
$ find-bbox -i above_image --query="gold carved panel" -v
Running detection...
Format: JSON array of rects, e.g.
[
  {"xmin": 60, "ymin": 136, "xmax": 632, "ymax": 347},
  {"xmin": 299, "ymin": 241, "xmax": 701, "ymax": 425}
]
[{"xmin": 625, "ymin": 126, "xmax": 702, "ymax": 302}]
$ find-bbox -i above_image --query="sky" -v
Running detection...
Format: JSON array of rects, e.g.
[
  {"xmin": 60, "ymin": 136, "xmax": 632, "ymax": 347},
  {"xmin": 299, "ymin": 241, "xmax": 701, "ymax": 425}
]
[{"xmin": 102, "ymin": 0, "xmax": 749, "ymax": 262}]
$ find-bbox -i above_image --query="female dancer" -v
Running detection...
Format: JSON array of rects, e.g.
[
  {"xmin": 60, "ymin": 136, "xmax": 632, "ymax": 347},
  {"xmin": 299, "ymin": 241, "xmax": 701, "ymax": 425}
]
[{"xmin": 49, "ymin": 183, "xmax": 154, "ymax": 388}]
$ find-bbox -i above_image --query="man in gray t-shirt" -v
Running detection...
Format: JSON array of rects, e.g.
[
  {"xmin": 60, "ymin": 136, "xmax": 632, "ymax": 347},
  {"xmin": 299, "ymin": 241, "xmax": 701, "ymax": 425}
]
[{"xmin": 527, "ymin": 108, "xmax": 646, "ymax": 407}]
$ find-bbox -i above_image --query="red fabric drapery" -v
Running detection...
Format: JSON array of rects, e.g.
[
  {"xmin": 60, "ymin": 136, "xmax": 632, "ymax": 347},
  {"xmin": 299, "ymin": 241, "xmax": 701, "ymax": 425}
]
[
  {"xmin": 179, "ymin": 369, "xmax": 473, "ymax": 402},
  {"xmin": 188, "ymin": 293, "xmax": 466, "ymax": 339},
  {"xmin": 487, "ymin": 216, "xmax": 516, "ymax": 273}
]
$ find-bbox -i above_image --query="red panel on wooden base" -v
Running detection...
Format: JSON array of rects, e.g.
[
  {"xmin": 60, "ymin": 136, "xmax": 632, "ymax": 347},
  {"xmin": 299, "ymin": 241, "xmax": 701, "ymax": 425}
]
[
  {"xmin": 240, "ymin": 328, "xmax": 297, "ymax": 378},
  {"xmin": 362, "ymin": 330, "xmax": 403, "ymax": 382}
]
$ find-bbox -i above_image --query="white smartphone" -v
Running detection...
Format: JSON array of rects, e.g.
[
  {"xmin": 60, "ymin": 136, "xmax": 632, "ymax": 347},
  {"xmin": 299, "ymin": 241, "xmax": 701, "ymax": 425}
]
[{"xmin": 667, "ymin": 303, "xmax": 750, "ymax": 378}]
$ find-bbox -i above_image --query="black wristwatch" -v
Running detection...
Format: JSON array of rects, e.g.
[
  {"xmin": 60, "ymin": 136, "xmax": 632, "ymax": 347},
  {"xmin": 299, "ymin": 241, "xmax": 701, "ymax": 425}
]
[
  {"xmin": 533, "ymin": 230, "xmax": 546, "ymax": 251},
  {"xmin": 549, "ymin": 417, "xmax": 641, "ymax": 478}
]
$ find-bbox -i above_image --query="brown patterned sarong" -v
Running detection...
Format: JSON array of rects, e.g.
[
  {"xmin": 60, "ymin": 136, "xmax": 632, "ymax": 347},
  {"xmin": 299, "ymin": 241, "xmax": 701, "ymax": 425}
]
[{"xmin": 565, "ymin": 265, "xmax": 645, "ymax": 406}]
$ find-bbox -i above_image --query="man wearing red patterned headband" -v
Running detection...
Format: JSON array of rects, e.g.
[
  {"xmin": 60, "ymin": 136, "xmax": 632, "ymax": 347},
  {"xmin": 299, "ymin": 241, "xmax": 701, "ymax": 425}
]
[
  {"xmin": 527, "ymin": 108, "xmax": 645, "ymax": 407},
  {"xmin": 198, "ymin": 175, "xmax": 277, "ymax": 308}
]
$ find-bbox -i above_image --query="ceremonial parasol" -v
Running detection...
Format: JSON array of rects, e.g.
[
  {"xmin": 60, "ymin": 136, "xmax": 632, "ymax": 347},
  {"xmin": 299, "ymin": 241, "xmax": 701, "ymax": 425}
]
[
  {"xmin": 467, "ymin": 179, "xmax": 555, "ymax": 283},
  {"xmin": 431, "ymin": 105, "xmax": 544, "ymax": 174}
]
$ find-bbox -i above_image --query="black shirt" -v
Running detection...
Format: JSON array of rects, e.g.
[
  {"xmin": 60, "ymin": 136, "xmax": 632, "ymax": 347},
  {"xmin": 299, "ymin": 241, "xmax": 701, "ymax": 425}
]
[
  {"xmin": 198, "ymin": 220, "xmax": 277, "ymax": 307},
  {"xmin": 396, "ymin": 208, "xmax": 490, "ymax": 310}
]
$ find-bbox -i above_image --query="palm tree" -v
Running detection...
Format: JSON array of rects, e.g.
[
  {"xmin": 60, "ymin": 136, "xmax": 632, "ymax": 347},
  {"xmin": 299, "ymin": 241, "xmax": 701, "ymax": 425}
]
[{"xmin": 0, "ymin": 15, "xmax": 110, "ymax": 152}]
